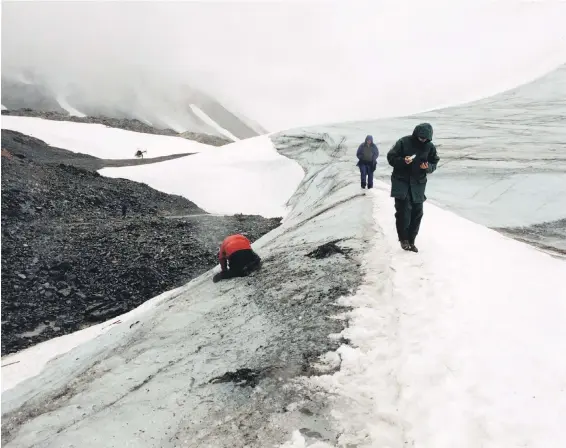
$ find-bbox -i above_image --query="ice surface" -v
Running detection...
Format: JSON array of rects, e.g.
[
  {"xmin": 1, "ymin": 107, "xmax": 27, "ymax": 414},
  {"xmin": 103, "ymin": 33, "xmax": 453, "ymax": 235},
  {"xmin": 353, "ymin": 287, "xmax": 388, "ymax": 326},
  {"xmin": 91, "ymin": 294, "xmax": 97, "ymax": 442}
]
[
  {"xmin": 1, "ymin": 116, "xmax": 212, "ymax": 159},
  {"xmin": 301, "ymin": 64, "xmax": 566, "ymax": 229},
  {"xmin": 1, "ymin": 132, "xmax": 373, "ymax": 447},
  {"xmin": 99, "ymin": 135, "xmax": 305, "ymax": 218},
  {"xmin": 1, "ymin": 287, "xmax": 184, "ymax": 394}
]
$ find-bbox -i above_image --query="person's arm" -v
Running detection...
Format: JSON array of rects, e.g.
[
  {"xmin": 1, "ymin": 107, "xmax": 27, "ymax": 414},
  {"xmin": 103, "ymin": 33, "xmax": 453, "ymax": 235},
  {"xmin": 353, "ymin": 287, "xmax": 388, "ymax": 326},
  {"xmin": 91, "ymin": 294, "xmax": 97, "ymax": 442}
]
[
  {"xmin": 387, "ymin": 139, "xmax": 406, "ymax": 169},
  {"xmin": 356, "ymin": 144, "xmax": 364, "ymax": 161},
  {"xmin": 218, "ymin": 250, "xmax": 228, "ymax": 272},
  {"xmin": 372, "ymin": 145, "xmax": 379, "ymax": 170},
  {"xmin": 425, "ymin": 144, "xmax": 440, "ymax": 174}
]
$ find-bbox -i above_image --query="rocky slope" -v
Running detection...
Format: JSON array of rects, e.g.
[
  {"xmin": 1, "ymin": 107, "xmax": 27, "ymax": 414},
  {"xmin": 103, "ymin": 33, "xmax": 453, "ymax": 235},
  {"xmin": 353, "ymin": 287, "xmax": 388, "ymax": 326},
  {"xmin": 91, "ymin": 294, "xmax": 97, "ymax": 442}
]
[{"xmin": 1, "ymin": 130, "xmax": 280, "ymax": 355}]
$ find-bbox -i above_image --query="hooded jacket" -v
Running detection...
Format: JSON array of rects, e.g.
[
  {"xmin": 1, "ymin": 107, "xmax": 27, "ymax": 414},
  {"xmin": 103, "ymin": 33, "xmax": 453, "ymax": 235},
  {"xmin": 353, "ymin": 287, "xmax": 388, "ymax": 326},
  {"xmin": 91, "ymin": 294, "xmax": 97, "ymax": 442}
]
[
  {"xmin": 356, "ymin": 135, "xmax": 379, "ymax": 168},
  {"xmin": 386, "ymin": 123, "xmax": 440, "ymax": 203}
]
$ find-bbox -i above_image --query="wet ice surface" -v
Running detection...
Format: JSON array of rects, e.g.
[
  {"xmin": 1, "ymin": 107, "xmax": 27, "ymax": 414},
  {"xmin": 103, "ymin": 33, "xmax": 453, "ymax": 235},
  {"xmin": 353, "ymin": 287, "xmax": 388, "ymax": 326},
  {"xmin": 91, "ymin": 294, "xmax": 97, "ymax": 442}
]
[{"xmin": 305, "ymin": 64, "xmax": 566, "ymax": 252}]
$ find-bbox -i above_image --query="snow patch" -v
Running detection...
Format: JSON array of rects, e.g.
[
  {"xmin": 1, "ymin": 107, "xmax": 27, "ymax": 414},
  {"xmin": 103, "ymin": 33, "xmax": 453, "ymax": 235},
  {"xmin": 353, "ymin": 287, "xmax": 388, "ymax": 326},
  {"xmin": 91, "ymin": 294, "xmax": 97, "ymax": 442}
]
[
  {"xmin": 280, "ymin": 431, "xmax": 333, "ymax": 448},
  {"xmin": 1, "ymin": 104, "xmax": 7, "ymax": 111},
  {"xmin": 56, "ymin": 96, "xmax": 86, "ymax": 117},
  {"xmin": 287, "ymin": 182, "xmax": 566, "ymax": 447},
  {"xmin": 189, "ymin": 104, "xmax": 239, "ymax": 141},
  {"xmin": 100, "ymin": 135, "xmax": 304, "ymax": 218},
  {"xmin": 1, "ymin": 116, "xmax": 212, "ymax": 159}
]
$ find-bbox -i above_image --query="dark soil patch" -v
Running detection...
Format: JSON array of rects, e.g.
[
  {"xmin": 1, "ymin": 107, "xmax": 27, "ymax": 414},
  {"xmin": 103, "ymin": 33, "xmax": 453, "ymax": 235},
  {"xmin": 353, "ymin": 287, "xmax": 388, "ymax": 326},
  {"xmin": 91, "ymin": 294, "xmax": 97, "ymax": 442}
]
[
  {"xmin": 209, "ymin": 368, "xmax": 271, "ymax": 388},
  {"xmin": 306, "ymin": 240, "xmax": 351, "ymax": 259}
]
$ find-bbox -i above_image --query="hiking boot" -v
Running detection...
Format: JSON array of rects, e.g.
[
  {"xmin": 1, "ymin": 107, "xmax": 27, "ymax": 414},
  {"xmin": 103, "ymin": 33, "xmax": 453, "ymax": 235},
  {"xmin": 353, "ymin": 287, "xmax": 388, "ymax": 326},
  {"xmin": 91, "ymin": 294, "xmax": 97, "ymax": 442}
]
[
  {"xmin": 361, "ymin": 183, "xmax": 366, "ymax": 189},
  {"xmin": 400, "ymin": 240, "xmax": 411, "ymax": 251},
  {"xmin": 408, "ymin": 242, "xmax": 419, "ymax": 253}
]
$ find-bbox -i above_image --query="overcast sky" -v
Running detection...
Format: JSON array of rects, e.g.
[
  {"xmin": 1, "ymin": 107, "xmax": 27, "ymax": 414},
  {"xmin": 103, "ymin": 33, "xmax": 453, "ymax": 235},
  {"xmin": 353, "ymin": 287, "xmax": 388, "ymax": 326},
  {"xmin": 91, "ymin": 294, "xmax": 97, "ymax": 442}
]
[{"xmin": 2, "ymin": 1, "xmax": 566, "ymax": 131}]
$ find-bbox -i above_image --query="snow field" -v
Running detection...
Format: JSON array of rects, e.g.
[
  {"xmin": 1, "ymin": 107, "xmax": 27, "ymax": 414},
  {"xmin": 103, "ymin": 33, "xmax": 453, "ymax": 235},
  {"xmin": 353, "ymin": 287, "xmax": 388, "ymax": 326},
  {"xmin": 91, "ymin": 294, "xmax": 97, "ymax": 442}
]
[{"xmin": 100, "ymin": 135, "xmax": 305, "ymax": 218}]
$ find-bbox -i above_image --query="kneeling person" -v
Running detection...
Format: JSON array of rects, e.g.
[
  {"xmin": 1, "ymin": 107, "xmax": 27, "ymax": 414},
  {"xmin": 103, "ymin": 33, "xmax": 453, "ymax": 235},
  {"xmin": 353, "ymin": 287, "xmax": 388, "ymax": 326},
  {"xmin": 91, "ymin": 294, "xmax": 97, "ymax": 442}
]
[{"xmin": 213, "ymin": 234, "xmax": 261, "ymax": 283}]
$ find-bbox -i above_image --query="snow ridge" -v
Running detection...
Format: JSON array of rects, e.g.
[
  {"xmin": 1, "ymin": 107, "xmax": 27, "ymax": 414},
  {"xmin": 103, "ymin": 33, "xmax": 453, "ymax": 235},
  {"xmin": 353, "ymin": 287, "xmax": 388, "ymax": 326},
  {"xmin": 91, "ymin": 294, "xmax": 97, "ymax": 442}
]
[{"xmin": 284, "ymin": 182, "xmax": 566, "ymax": 447}]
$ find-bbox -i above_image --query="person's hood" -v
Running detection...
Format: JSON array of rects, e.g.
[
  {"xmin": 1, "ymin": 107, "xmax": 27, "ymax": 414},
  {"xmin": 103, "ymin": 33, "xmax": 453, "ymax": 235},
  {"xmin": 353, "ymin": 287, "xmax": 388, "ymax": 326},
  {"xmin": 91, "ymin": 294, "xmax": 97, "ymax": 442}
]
[
  {"xmin": 412, "ymin": 123, "xmax": 433, "ymax": 141},
  {"xmin": 365, "ymin": 135, "xmax": 374, "ymax": 144}
]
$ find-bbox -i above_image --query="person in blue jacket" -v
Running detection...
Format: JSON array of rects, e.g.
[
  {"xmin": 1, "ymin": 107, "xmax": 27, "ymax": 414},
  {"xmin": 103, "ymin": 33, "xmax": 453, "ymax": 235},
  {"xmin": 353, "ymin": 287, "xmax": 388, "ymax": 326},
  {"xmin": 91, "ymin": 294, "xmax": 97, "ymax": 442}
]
[{"xmin": 356, "ymin": 135, "xmax": 379, "ymax": 189}]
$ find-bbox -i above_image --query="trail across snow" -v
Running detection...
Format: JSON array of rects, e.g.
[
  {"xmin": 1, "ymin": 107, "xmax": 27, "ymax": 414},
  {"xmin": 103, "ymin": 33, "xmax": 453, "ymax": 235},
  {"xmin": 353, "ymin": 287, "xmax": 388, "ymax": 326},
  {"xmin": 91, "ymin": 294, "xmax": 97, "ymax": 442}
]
[
  {"xmin": 1, "ymin": 116, "xmax": 212, "ymax": 159},
  {"xmin": 285, "ymin": 182, "xmax": 566, "ymax": 447}
]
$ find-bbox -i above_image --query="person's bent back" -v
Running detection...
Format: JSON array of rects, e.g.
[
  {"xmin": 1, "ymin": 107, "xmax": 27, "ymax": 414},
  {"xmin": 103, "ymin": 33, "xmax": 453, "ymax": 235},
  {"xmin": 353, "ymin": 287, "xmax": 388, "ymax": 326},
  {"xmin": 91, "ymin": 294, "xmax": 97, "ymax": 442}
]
[{"xmin": 213, "ymin": 234, "xmax": 262, "ymax": 282}]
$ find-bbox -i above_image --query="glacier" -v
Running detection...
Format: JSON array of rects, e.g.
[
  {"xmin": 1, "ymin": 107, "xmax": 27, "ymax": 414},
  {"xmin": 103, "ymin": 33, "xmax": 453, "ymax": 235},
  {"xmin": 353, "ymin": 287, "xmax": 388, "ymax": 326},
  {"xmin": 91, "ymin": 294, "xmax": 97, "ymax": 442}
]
[{"xmin": 2, "ymin": 1, "xmax": 566, "ymax": 446}]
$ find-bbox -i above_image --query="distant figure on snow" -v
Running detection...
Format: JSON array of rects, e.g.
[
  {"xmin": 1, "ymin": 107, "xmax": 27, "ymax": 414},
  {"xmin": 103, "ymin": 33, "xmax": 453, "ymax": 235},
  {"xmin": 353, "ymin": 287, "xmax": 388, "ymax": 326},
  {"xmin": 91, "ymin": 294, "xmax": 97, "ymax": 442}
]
[
  {"xmin": 213, "ymin": 234, "xmax": 262, "ymax": 283},
  {"xmin": 135, "ymin": 149, "xmax": 147, "ymax": 159},
  {"xmin": 387, "ymin": 123, "xmax": 439, "ymax": 253},
  {"xmin": 356, "ymin": 135, "xmax": 379, "ymax": 189}
]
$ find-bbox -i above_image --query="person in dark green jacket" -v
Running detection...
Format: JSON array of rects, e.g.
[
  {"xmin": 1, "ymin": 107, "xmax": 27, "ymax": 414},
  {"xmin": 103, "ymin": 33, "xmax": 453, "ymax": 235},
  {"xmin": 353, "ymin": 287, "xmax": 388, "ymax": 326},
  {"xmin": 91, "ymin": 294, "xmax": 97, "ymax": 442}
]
[{"xmin": 386, "ymin": 123, "xmax": 440, "ymax": 252}]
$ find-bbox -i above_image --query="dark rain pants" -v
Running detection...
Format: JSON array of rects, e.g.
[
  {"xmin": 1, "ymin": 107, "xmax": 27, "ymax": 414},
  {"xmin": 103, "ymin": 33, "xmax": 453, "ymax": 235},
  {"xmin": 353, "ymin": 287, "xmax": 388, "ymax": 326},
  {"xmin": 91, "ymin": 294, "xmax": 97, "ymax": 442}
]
[
  {"xmin": 359, "ymin": 162, "xmax": 374, "ymax": 188},
  {"xmin": 394, "ymin": 188, "xmax": 424, "ymax": 243},
  {"xmin": 213, "ymin": 249, "xmax": 261, "ymax": 282}
]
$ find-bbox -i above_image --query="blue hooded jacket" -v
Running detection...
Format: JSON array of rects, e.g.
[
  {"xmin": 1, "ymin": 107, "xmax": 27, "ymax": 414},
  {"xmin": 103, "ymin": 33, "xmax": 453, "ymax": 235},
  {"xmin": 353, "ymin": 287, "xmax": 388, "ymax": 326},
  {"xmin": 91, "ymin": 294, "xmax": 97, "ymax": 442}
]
[{"xmin": 356, "ymin": 135, "xmax": 379, "ymax": 167}]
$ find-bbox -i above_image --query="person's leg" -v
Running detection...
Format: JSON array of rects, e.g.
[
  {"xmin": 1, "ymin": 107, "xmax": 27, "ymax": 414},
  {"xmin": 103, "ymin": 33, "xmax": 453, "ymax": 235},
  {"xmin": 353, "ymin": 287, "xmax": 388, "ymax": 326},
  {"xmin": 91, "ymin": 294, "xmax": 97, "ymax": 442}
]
[
  {"xmin": 213, "ymin": 253, "xmax": 244, "ymax": 282},
  {"xmin": 242, "ymin": 251, "xmax": 261, "ymax": 275},
  {"xmin": 367, "ymin": 164, "xmax": 374, "ymax": 189},
  {"xmin": 227, "ymin": 250, "xmax": 261, "ymax": 278},
  {"xmin": 359, "ymin": 164, "xmax": 368, "ymax": 188},
  {"xmin": 394, "ymin": 198, "xmax": 411, "ymax": 248},
  {"xmin": 408, "ymin": 201, "xmax": 424, "ymax": 251}
]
